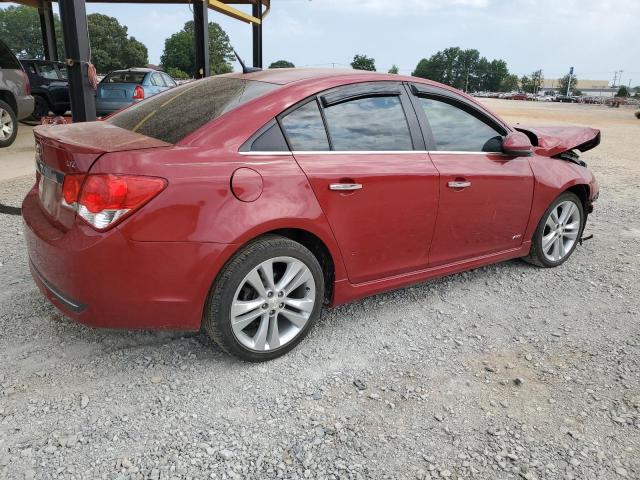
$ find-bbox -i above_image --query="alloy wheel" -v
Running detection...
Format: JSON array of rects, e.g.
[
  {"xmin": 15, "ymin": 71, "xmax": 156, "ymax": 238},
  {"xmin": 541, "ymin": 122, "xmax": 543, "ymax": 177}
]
[
  {"xmin": 0, "ymin": 108, "xmax": 13, "ymax": 141},
  {"xmin": 230, "ymin": 256, "xmax": 316, "ymax": 351},
  {"xmin": 542, "ymin": 200, "xmax": 581, "ymax": 262}
]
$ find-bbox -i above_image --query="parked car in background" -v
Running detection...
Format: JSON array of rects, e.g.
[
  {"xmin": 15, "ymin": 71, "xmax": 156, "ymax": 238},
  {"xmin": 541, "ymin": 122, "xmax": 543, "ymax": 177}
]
[
  {"xmin": 95, "ymin": 68, "xmax": 177, "ymax": 116},
  {"xmin": 23, "ymin": 69, "xmax": 600, "ymax": 361},
  {"xmin": 0, "ymin": 39, "xmax": 34, "ymax": 147},
  {"xmin": 555, "ymin": 95, "xmax": 577, "ymax": 103},
  {"xmin": 20, "ymin": 59, "xmax": 70, "ymax": 120}
]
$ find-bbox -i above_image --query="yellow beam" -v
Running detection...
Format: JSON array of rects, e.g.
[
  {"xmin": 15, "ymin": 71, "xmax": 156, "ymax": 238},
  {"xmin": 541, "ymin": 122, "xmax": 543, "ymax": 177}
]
[{"xmin": 208, "ymin": 0, "xmax": 261, "ymax": 24}]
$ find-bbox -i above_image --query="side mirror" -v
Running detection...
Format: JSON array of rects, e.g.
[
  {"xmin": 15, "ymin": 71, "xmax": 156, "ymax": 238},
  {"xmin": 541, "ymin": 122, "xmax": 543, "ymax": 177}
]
[{"xmin": 502, "ymin": 131, "xmax": 533, "ymax": 156}]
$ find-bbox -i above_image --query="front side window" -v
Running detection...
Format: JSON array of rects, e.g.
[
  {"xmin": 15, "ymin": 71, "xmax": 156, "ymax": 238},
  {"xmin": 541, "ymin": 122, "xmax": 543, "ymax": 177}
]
[
  {"xmin": 151, "ymin": 73, "xmax": 165, "ymax": 87},
  {"xmin": 162, "ymin": 74, "xmax": 177, "ymax": 87},
  {"xmin": 37, "ymin": 63, "xmax": 59, "ymax": 79},
  {"xmin": 323, "ymin": 96, "xmax": 413, "ymax": 151},
  {"xmin": 280, "ymin": 100, "xmax": 330, "ymax": 151},
  {"xmin": 419, "ymin": 98, "xmax": 502, "ymax": 152}
]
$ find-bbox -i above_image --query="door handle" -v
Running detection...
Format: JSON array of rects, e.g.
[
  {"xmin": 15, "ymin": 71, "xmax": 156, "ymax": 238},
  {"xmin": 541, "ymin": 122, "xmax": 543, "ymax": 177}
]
[
  {"xmin": 329, "ymin": 183, "xmax": 363, "ymax": 191},
  {"xmin": 447, "ymin": 181, "xmax": 471, "ymax": 189}
]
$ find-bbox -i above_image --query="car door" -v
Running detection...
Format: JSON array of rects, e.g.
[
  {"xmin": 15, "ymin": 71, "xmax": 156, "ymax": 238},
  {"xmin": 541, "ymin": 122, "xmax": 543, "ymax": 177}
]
[
  {"xmin": 280, "ymin": 82, "xmax": 440, "ymax": 284},
  {"xmin": 409, "ymin": 84, "xmax": 534, "ymax": 266}
]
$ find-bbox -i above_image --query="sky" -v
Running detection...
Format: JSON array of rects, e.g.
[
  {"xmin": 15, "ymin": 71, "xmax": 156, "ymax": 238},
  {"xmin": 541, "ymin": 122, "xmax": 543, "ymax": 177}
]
[{"xmin": 4, "ymin": 0, "xmax": 640, "ymax": 84}]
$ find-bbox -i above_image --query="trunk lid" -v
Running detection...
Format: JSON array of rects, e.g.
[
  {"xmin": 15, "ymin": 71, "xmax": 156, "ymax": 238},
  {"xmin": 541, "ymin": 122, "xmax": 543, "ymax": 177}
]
[
  {"xmin": 33, "ymin": 122, "xmax": 170, "ymax": 229},
  {"xmin": 514, "ymin": 126, "xmax": 600, "ymax": 157}
]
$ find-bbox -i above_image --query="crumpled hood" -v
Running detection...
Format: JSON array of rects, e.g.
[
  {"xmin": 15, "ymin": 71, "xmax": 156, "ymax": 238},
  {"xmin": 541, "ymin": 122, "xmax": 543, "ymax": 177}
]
[{"xmin": 514, "ymin": 125, "xmax": 600, "ymax": 157}]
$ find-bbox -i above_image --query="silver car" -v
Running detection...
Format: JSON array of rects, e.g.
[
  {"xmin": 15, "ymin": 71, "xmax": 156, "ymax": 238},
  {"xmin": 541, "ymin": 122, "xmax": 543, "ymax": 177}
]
[{"xmin": 0, "ymin": 39, "xmax": 34, "ymax": 148}]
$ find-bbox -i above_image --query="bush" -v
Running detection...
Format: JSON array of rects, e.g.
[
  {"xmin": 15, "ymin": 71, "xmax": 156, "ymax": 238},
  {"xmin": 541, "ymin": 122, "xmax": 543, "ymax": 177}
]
[{"xmin": 166, "ymin": 67, "xmax": 190, "ymax": 80}]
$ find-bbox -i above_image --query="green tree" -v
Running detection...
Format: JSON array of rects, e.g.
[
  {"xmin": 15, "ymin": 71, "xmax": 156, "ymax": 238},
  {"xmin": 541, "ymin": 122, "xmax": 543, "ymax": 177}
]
[
  {"xmin": 520, "ymin": 70, "xmax": 543, "ymax": 94},
  {"xmin": 500, "ymin": 74, "xmax": 519, "ymax": 92},
  {"xmin": 616, "ymin": 85, "xmax": 629, "ymax": 97},
  {"xmin": 558, "ymin": 73, "xmax": 578, "ymax": 95},
  {"xmin": 351, "ymin": 54, "xmax": 376, "ymax": 71},
  {"xmin": 0, "ymin": 5, "xmax": 64, "ymax": 59},
  {"xmin": 166, "ymin": 66, "xmax": 190, "ymax": 80},
  {"xmin": 268, "ymin": 60, "xmax": 295, "ymax": 69},
  {"xmin": 412, "ymin": 47, "xmax": 510, "ymax": 92},
  {"xmin": 388, "ymin": 64, "xmax": 399, "ymax": 74},
  {"xmin": 161, "ymin": 21, "xmax": 233, "ymax": 77},
  {"xmin": 87, "ymin": 14, "xmax": 147, "ymax": 73}
]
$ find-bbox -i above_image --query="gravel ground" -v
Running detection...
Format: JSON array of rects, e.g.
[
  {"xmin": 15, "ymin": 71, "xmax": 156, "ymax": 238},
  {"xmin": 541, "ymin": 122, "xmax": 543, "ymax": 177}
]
[{"xmin": 0, "ymin": 101, "xmax": 639, "ymax": 479}]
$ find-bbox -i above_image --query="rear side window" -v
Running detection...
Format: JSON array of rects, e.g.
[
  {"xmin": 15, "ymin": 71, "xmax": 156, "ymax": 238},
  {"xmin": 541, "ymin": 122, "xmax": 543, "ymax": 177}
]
[
  {"xmin": 418, "ymin": 98, "xmax": 502, "ymax": 152},
  {"xmin": 103, "ymin": 71, "xmax": 147, "ymax": 84},
  {"xmin": 323, "ymin": 96, "xmax": 413, "ymax": 151},
  {"xmin": 281, "ymin": 100, "xmax": 330, "ymax": 151},
  {"xmin": 108, "ymin": 77, "xmax": 278, "ymax": 144},
  {"xmin": 0, "ymin": 41, "xmax": 21, "ymax": 70},
  {"xmin": 38, "ymin": 63, "xmax": 59, "ymax": 79}
]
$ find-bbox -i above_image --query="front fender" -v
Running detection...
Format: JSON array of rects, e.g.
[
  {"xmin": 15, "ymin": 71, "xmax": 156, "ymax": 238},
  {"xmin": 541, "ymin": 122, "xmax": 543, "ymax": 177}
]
[{"xmin": 524, "ymin": 155, "xmax": 595, "ymax": 240}]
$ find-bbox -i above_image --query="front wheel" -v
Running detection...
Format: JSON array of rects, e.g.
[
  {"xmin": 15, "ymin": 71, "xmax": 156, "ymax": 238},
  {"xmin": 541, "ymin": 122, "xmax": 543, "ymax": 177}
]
[
  {"xmin": 203, "ymin": 236, "xmax": 325, "ymax": 362},
  {"xmin": 31, "ymin": 95, "xmax": 50, "ymax": 121},
  {"xmin": 524, "ymin": 192, "xmax": 585, "ymax": 268}
]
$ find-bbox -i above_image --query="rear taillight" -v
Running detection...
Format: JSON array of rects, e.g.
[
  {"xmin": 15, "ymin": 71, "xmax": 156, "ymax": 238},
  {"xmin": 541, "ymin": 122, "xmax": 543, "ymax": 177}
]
[
  {"xmin": 62, "ymin": 174, "xmax": 166, "ymax": 230},
  {"xmin": 22, "ymin": 70, "xmax": 31, "ymax": 95},
  {"xmin": 132, "ymin": 85, "xmax": 144, "ymax": 100}
]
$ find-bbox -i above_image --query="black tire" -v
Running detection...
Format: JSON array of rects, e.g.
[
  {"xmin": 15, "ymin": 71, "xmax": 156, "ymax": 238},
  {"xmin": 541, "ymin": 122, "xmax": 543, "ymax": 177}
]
[
  {"xmin": 52, "ymin": 107, "xmax": 68, "ymax": 116},
  {"xmin": 203, "ymin": 235, "xmax": 325, "ymax": 362},
  {"xmin": 524, "ymin": 191, "xmax": 585, "ymax": 268},
  {"xmin": 31, "ymin": 95, "xmax": 50, "ymax": 121},
  {"xmin": 0, "ymin": 100, "xmax": 18, "ymax": 148}
]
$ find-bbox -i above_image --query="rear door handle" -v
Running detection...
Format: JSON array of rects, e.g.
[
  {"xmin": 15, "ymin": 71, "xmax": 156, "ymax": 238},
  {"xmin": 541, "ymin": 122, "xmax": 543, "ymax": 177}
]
[
  {"xmin": 329, "ymin": 183, "xmax": 363, "ymax": 191},
  {"xmin": 447, "ymin": 181, "xmax": 471, "ymax": 189}
]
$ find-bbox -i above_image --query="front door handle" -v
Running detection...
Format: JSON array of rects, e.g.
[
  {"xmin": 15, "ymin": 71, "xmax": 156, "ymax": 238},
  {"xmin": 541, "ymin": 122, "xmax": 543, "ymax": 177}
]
[
  {"xmin": 329, "ymin": 183, "xmax": 363, "ymax": 191},
  {"xmin": 447, "ymin": 180, "xmax": 471, "ymax": 189}
]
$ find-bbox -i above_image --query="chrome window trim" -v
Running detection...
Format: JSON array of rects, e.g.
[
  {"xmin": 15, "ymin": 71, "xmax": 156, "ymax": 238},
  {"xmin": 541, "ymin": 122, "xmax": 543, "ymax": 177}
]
[{"xmin": 239, "ymin": 150, "xmax": 506, "ymax": 156}]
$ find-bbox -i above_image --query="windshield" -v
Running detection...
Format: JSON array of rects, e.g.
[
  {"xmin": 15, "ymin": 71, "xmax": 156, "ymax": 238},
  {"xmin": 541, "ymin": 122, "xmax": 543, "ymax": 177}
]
[
  {"xmin": 107, "ymin": 77, "xmax": 279, "ymax": 144},
  {"xmin": 103, "ymin": 71, "xmax": 147, "ymax": 84}
]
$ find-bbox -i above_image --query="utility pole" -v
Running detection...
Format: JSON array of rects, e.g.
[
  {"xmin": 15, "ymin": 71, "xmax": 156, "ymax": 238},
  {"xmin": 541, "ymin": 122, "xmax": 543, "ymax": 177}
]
[{"xmin": 566, "ymin": 67, "xmax": 574, "ymax": 96}]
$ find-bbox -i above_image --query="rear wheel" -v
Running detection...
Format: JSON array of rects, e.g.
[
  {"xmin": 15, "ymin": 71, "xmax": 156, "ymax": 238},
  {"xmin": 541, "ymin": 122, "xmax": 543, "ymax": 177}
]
[
  {"xmin": 0, "ymin": 100, "xmax": 18, "ymax": 148},
  {"xmin": 52, "ymin": 106, "xmax": 68, "ymax": 116},
  {"xmin": 524, "ymin": 192, "xmax": 584, "ymax": 267},
  {"xmin": 203, "ymin": 236, "xmax": 325, "ymax": 362}
]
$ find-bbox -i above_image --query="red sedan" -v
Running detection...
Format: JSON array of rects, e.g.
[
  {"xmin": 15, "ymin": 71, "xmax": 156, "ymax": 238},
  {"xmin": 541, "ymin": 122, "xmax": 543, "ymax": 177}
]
[{"xmin": 22, "ymin": 69, "xmax": 600, "ymax": 361}]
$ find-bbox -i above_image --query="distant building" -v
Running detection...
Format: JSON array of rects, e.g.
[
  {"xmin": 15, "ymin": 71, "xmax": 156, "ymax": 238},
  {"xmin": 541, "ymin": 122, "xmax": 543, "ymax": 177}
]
[
  {"xmin": 146, "ymin": 64, "xmax": 163, "ymax": 71},
  {"xmin": 540, "ymin": 79, "xmax": 616, "ymax": 97}
]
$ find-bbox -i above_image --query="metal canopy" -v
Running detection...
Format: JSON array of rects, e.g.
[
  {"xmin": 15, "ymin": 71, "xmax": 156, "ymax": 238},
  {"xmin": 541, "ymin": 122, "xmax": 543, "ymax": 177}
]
[{"xmin": 2, "ymin": 0, "xmax": 270, "ymax": 122}]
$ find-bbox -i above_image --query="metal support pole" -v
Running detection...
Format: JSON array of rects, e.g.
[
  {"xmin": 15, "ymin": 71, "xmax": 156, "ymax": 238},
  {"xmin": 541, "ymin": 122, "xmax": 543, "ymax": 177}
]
[
  {"xmin": 38, "ymin": 1, "xmax": 58, "ymax": 62},
  {"xmin": 58, "ymin": 0, "xmax": 96, "ymax": 122},
  {"xmin": 252, "ymin": 1, "xmax": 263, "ymax": 68},
  {"xmin": 193, "ymin": 0, "xmax": 210, "ymax": 78}
]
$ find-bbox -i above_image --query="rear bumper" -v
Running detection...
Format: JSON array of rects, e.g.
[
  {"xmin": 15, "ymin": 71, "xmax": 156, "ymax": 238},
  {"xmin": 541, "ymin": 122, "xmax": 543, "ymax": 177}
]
[
  {"xmin": 22, "ymin": 189, "xmax": 233, "ymax": 330},
  {"xmin": 95, "ymin": 100, "xmax": 131, "ymax": 116}
]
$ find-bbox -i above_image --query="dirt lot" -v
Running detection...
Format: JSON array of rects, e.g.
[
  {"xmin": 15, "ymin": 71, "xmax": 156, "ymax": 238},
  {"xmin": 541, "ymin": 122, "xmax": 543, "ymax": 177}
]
[{"xmin": 0, "ymin": 100, "xmax": 638, "ymax": 480}]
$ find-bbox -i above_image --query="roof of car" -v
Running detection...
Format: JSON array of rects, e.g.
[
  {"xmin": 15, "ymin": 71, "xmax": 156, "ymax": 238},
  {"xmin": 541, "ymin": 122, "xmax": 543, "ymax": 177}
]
[
  {"xmin": 109, "ymin": 68, "xmax": 156, "ymax": 74},
  {"xmin": 223, "ymin": 68, "xmax": 400, "ymax": 85}
]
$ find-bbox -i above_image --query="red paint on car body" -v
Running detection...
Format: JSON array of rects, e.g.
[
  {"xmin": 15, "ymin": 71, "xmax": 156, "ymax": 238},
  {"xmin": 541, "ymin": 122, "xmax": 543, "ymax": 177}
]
[{"xmin": 22, "ymin": 69, "xmax": 600, "ymax": 331}]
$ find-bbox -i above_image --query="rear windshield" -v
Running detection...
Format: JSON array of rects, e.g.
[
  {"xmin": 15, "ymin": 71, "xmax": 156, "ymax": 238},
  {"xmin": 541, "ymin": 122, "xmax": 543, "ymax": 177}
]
[
  {"xmin": 103, "ymin": 71, "xmax": 147, "ymax": 84},
  {"xmin": 108, "ymin": 77, "xmax": 278, "ymax": 144}
]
